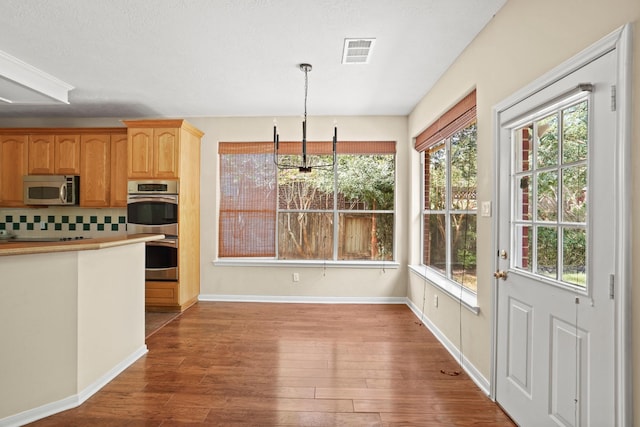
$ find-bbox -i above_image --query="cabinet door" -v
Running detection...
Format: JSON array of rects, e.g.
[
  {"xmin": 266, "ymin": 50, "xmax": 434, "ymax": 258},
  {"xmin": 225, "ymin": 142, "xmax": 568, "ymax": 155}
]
[
  {"xmin": 110, "ymin": 134, "xmax": 128, "ymax": 207},
  {"xmin": 55, "ymin": 135, "xmax": 81, "ymax": 175},
  {"xmin": 0, "ymin": 135, "xmax": 28, "ymax": 206},
  {"xmin": 128, "ymin": 128, "xmax": 153, "ymax": 178},
  {"xmin": 80, "ymin": 134, "xmax": 110, "ymax": 207},
  {"xmin": 154, "ymin": 128, "xmax": 179, "ymax": 178},
  {"xmin": 28, "ymin": 134, "xmax": 55, "ymax": 174}
]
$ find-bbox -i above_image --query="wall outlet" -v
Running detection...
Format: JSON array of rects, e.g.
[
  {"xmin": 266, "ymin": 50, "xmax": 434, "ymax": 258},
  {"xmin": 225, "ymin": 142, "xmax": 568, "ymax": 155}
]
[
  {"xmin": 433, "ymin": 294, "xmax": 438, "ymax": 307},
  {"xmin": 292, "ymin": 272, "xmax": 300, "ymax": 282}
]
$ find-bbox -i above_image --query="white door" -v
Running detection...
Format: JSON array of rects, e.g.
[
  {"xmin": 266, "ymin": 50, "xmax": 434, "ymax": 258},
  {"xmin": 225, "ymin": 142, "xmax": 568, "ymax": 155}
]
[{"xmin": 495, "ymin": 49, "xmax": 618, "ymax": 427}]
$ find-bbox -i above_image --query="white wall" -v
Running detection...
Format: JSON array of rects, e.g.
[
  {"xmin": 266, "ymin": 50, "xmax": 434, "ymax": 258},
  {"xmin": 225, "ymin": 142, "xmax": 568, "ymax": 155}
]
[
  {"xmin": 407, "ymin": 0, "xmax": 640, "ymax": 422},
  {"xmin": 187, "ymin": 116, "xmax": 410, "ymax": 300}
]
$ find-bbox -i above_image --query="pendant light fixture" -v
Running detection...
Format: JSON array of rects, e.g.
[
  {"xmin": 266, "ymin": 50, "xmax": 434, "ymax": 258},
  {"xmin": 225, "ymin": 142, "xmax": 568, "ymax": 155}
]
[{"xmin": 273, "ymin": 63, "xmax": 337, "ymax": 173}]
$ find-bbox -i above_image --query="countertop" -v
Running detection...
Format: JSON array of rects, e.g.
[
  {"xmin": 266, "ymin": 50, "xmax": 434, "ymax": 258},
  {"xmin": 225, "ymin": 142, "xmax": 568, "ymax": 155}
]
[{"xmin": 0, "ymin": 233, "xmax": 164, "ymax": 257}]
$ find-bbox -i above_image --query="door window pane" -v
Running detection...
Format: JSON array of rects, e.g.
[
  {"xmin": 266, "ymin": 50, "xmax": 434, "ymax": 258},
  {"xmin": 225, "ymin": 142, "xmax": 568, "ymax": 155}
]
[
  {"xmin": 536, "ymin": 226, "xmax": 558, "ymax": 279},
  {"xmin": 516, "ymin": 174, "xmax": 532, "ymax": 221},
  {"xmin": 537, "ymin": 171, "xmax": 558, "ymax": 221},
  {"xmin": 562, "ymin": 227, "xmax": 586, "ymax": 287},
  {"xmin": 514, "ymin": 225, "xmax": 533, "ymax": 272},
  {"xmin": 515, "ymin": 126, "xmax": 533, "ymax": 172},
  {"xmin": 562, "ymin": 101, "xmax": 588, "ymax": 164},
  {"xmin": 562, "ymin": 165, "xmax": 587, "ymax": 223},
  {"xmin": 536, "ymin": 113, "xmax": 559, "ymax": 167}
]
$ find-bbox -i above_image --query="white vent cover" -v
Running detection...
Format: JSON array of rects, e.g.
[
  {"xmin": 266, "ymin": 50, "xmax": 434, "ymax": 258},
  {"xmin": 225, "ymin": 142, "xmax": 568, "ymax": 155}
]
[{"xmin": 341, "ymin": 38, "xmax": 376, "ymax": 64}]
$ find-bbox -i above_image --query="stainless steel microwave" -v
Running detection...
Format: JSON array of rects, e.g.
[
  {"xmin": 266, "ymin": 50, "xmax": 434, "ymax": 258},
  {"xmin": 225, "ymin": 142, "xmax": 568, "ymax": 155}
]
[{"xmin": 23, "ymin": 175, "xmax": 80, "ymax": 205}]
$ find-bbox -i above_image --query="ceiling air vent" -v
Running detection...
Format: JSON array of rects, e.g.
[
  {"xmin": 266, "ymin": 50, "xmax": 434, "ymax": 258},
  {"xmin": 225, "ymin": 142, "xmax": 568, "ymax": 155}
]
[{"xmin": 341, "ymin": 38, "xmax": 376, "ymax": 64}]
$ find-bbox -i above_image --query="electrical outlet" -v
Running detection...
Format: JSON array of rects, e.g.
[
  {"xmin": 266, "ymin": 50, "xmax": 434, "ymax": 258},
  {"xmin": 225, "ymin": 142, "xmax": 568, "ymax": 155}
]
[
  {"xmin": 292, "ymin": 273, "xmax": 300, "ymax": 282},
  {"xmin": 433, "ymin": 294, "xmax": 438, "ymax": 307}
]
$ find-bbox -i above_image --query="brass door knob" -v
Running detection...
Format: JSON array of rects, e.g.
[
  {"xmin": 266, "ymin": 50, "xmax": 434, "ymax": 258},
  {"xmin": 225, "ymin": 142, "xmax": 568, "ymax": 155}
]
[{"xmin": 494, "ymin": 270, "xmax": 508, "ymax": 280}]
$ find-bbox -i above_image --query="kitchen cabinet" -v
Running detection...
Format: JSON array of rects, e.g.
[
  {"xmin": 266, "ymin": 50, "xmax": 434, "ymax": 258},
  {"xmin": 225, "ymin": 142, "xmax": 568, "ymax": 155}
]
[
  {"xmin": 80, "ymin": 134, "xmax": 110, "ymax": 207},
  {"xmin": 110, "ymin": 134, "xmax": 128, "ymax": 207},
  {"xmin": 124, "ymin": 119, "xmax": 203, "ymax": 311},
  {"xmin": 127, "ymin": 127, "xmax": 179, "ymax": 179},
  {"xmin": 28, "ymin": 134, "xmax": 80, "ymax": 175},
  {"xmin": 0, "ymin": 135, "xmax": 29, "ymax": 207}
]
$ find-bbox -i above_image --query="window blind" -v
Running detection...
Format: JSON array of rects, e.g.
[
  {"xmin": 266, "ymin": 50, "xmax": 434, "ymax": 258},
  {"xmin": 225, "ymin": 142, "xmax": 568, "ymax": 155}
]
[{"xmin": 415, "ymin": 89, "xmax": 477, "ymax": 152}]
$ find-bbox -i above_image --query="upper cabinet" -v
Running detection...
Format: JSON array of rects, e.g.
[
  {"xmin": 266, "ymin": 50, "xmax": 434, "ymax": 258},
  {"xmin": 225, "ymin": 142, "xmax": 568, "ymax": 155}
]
[
  {"xmin": 127, "ymin": 127, "xmax": 179, "ymax": 179},
  {"xmin": 0, "ymin": 135, "xmax": 29, "ymax": 207},
  {"xmin": 80, "ymin": 134, "xmax": 111, "ymax": 207},
  {"xmin": 0, "ymin": 128, "xmax": 128, "ymax": 208},
  {"xmin": 110, "ymin": 134, "xmax": 128, "ymax": 207},
  {"xmin": 28, "ymin": 134, "xmax": 80, "ymax": 175}
]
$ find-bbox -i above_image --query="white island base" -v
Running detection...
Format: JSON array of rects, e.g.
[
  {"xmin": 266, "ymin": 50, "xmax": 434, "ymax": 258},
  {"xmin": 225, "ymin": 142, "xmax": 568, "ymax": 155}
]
[{"xmin": 0, "ymin": 236, "xmax": 158, "ymax": 426}]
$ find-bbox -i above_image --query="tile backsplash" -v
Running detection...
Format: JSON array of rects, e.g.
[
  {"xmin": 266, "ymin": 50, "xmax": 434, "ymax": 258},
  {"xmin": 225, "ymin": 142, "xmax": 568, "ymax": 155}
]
[{"xmin": 0, "ymin": 207, "xmax": 127, "ymax": 238}]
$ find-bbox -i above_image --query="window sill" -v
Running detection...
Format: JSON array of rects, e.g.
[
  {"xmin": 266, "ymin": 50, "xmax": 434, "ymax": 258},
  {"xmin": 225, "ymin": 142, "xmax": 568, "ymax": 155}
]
[
  {"xmin": 408, "ymin": 264, "xmax": 479, "ymax": 314},
  {"xmin": 214, "ymin": 258, "xmax": 400, "ymax": 269}
]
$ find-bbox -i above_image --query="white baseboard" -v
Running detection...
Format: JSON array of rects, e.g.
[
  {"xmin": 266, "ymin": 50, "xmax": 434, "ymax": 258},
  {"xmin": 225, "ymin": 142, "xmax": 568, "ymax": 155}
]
[
  {"xmin": 405, "ymin": 298, "xmax": 491, "ymax": 395},
  {"xmin": 0, "ymin": 345, "xmax": 148, "ymax": 427},
  {"xmin": 198, "ymin": 294, "xmax": 407, "ymax": 304}
]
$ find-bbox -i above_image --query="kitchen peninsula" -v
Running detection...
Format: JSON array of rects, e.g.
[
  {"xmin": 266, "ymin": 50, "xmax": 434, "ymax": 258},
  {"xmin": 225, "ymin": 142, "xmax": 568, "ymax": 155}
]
[{"xmin": 0, "ymin": 234, "xmax": 163, "ymax": 426}]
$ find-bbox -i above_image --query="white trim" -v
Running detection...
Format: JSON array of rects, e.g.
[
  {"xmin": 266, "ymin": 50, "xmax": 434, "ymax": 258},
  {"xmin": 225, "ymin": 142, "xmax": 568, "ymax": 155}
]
[
  {"xmin": 408, "ymin": 264, "xmax": 479, "ymax": 314},
  {"xmin": 613, "ymin": 23, "xmax": 633, "ymax": 427},
  {"xmin": 213, "ymin": 258, "xmax": 399, "ymax": 269},
  {"xmin": 0, "ymin": 50, "xmax": 74, "ymax": 104},
  {"xmin": 199, "ymin": 294, "xmax": 406, "ymax": 304},
  {"xmin": 490, "ymin": 24, "xmax": 633, "ymax": 425},
  {"xmin": 405, "ymin": 297, "xmax": 490, "ymax": 395},
  {"xmin": 0, "ymin": 345, "xmax": 148, "ymax": 427}
]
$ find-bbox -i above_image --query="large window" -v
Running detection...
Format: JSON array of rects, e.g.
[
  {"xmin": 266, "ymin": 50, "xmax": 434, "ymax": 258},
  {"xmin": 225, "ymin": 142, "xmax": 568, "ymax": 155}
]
[
  {"xmin": 416, "ymin": 90, "xmax": 477, "ymax": 292},
  {"xmin": 219, "ymin": 141, "xmax": 395, "ymax": 261}
]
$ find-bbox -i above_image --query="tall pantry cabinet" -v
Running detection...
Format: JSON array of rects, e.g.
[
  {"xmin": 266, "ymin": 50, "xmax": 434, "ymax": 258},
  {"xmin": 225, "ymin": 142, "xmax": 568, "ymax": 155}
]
[{"xmin": 124, "ymin": 119, "xmax": 203, "ymax": 312}]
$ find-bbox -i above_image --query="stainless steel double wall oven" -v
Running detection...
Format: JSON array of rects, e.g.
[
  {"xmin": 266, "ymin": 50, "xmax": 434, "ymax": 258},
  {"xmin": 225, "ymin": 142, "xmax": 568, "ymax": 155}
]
[{"xmin": 127, "ymin": 180, "xmax": 179, "ymax": 281}]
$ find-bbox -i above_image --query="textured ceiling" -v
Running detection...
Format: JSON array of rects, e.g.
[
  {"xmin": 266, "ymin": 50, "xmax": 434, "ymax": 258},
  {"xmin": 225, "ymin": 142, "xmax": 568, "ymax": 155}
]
[{"xmin": 0, "ymin": 0, "xmax": 506, "ymax": 119}]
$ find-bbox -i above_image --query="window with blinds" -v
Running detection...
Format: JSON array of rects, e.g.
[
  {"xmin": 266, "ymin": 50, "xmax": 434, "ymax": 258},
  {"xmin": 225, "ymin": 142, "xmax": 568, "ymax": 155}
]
[
  {"xmin": 415, "ymin": 90, "xmax": 478, "ymax": 292},
  {"xmin": 219, "ymin": 140, "xmax": 396, "ymax": 261}
]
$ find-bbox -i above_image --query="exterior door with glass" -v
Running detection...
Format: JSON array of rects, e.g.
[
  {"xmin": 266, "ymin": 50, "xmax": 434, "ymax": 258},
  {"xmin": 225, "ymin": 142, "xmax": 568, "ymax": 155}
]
[{"xmin": 494, "ymin": 49, "xmax": 617, "ymax": 427}]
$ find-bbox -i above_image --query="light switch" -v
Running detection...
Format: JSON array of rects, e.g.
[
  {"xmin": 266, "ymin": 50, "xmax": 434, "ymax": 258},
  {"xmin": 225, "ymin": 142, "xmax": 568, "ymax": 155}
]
[{"xmin": 481, "ymin": 201, "xmax": 492, "ymax": 217}]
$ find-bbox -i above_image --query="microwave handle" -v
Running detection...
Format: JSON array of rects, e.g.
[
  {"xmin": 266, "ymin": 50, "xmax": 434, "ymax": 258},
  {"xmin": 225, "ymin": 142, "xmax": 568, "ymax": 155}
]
[{"xmin": 60, "ymin": 183, "xmax": 67, "ymax": 203}]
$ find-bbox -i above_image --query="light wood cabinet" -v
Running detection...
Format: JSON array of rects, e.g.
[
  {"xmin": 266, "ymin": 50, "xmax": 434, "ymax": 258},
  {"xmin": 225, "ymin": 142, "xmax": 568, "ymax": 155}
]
[
  {"xmin": 80, "ymin": 134, "xmax": 110, "ymax": 207},
  {"xmin": 127, "ymin": 127, "xmax": 179, "ymax": 179},
  {"xmin": 28, "ymin": 134, "xmax": 80, "ymax": 175},
  {"xmin": 124, "ymin": 119, "xmax": 203, "ymax": 312},
  {"xmin": 110, "ymin": 134, "xmax": 128, "ymax": 207},
  {"xmin": 0, "ymin": 135, "xmax": 29, "ymax": 207},
  {"xmin": 54, "ymin": 135, "xmax": 81, "ymax": 174}
]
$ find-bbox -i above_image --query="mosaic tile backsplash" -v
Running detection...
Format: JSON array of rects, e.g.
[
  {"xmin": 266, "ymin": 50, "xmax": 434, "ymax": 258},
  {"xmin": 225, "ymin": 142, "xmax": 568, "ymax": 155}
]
[{"xmin": 0, "ymin": 207, "xmax": 127, "ymax": 237}]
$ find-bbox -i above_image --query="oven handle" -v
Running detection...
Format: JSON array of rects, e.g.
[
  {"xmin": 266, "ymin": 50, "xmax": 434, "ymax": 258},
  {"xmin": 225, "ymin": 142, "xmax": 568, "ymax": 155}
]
[
  {"xmin": 127, "ymin": 195, "xmax": 178, "ymax": 204},
  {"xmin": 146, "ymin": 238, "xmax": 178, "ymax": 248}
]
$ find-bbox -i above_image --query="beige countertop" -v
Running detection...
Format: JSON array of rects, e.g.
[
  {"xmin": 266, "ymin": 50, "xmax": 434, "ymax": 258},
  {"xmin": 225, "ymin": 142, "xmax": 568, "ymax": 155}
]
[{"xmin": 0, "ymin": 233, "xmax": 164, "ymax": 257}]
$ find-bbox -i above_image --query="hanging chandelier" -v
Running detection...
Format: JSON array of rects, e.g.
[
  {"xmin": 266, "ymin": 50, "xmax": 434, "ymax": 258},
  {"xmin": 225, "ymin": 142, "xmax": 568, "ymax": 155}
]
[{"xmin": 273, "ymin": 63, "xmax": 337, "ymax": 173}]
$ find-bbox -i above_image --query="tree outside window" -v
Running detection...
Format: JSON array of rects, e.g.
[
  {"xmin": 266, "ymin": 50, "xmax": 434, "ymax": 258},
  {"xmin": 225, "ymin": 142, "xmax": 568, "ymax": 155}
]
[{"xmin": 423, "ymin": 122, "xmax": 477, "ymax": 291}]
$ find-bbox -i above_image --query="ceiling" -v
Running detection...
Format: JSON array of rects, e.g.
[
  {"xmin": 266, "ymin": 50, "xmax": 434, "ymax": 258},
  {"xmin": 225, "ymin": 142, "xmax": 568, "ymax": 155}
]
[{"xmin": 0, "ymin": 0, "xmax": 506, "ymax": 119}]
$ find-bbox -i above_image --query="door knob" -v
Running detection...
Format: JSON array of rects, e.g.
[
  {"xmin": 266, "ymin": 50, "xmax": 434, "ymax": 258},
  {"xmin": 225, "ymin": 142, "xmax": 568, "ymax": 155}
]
[{"xmin": 494, "ymin": 270, "xmax": 508, "ymax": 280}]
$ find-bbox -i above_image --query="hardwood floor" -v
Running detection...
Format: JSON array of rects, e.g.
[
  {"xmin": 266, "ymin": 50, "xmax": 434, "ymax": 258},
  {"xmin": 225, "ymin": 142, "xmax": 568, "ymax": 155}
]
[{"xmin": 29, "ymin": 302, "xmax": 515, "ymax": 426}]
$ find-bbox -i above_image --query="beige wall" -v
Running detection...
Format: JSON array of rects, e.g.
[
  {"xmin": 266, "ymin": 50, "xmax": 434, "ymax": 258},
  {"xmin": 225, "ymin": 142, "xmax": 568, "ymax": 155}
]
[
  {"xmin": 187, "ymin": 116, "xmax": 410, "ymax": 300},
  {"xmin": 407, "ymin": 0, "xmax": 639, "ymax": 421}
]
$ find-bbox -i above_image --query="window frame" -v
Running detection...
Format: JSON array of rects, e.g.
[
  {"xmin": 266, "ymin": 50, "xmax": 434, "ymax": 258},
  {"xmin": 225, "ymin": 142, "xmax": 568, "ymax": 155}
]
[
  {"xmin": 217, "ymin": 141, "xmax": 398, "ymax": 267},
  {"xmin": 413, "ymin": 90, "xmax": 479, "ymax": 311}
]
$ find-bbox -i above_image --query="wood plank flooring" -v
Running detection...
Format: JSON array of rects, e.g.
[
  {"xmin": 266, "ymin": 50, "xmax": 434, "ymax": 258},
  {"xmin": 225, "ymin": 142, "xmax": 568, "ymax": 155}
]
[{"xmin": 29, "ymin": 302, "xmax": 515, "ymax": 426}]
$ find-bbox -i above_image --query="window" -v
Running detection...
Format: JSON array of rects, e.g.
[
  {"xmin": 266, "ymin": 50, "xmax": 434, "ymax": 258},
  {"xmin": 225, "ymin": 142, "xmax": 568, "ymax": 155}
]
[
  {"xmin": 416, "ymin": 90, "xmax": 477, "ymax": 292},
  {"xmin": 219, "ymin": 141, "xmax": 395, "ymax": 261},
  {"xmin": 512, "ymin": 99, "xmax": 588, "ymax": 288}
]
